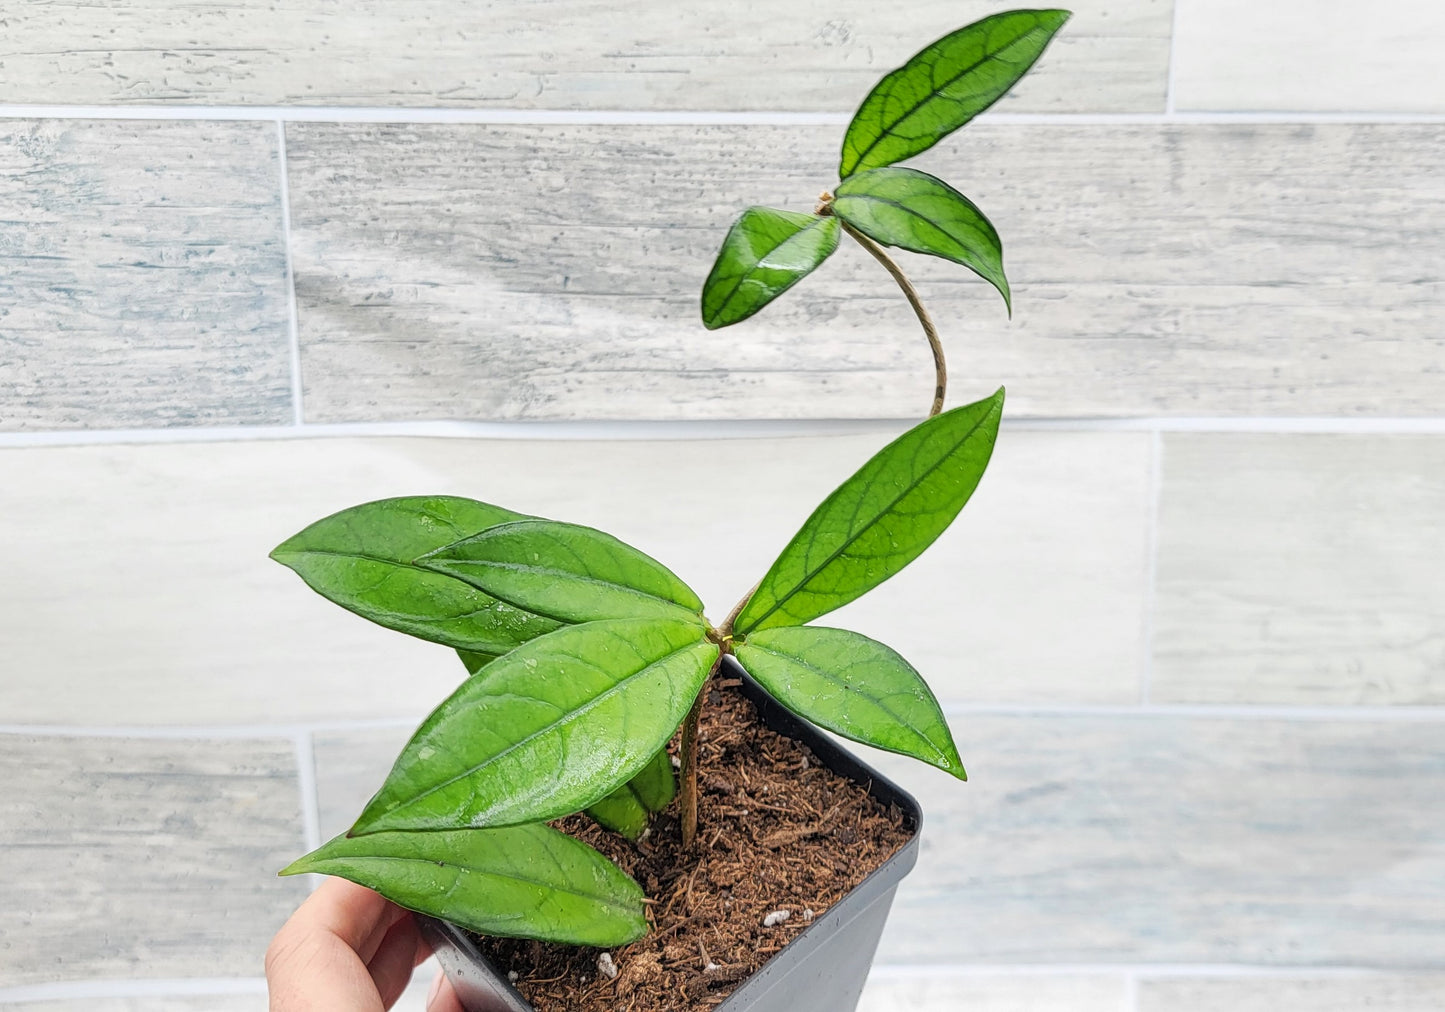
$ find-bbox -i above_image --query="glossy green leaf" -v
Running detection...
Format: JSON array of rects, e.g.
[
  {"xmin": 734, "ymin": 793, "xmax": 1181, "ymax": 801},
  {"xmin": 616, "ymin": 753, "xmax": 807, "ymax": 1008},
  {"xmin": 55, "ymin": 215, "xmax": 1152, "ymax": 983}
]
[
  {"xmin": 839, "ymin": 9, "xmax": 1071, "ymax": 178},
  {"xmin": 734, "ymin": 388, "xmax": 1005, "ymax": 634},
  {"xmin": 352, "ymin": 618, "xmax": 717, "ymax": 834},
  {"xmin": 456, "ymin": 649, "xmax": 501, "ymax": 675},
  {"xmin": 585, "ymin": 748, "xmax": 677, "ymax": 840},
  {"xmin": 701, "ymin": 207, "xmax": 840, "ymax": 329},
  {"xmin": 833, "ymin": 167, "xmax": 1009, "ymax": 310},
  {"xmin": 735, "ymin": 626, "xmax": 964, "ymax": 779},
  {"xmin": 281, "ymin": 824, "xmax": 646, "ymax": 947},
  {"xmin": 418, "ymin": 519, "xmax": 704, "ymax": 625},
  {"xmin": 271, "ymin": 496, "xmax": 561, "ymax": 654}
]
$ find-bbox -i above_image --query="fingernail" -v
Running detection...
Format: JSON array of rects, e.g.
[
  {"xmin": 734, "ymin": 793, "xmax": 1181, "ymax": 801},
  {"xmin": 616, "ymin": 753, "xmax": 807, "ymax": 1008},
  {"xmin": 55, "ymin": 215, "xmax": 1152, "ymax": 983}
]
[{"xmin": 427, "ymin": 970, "xmax": 444, "ymax": 1006}]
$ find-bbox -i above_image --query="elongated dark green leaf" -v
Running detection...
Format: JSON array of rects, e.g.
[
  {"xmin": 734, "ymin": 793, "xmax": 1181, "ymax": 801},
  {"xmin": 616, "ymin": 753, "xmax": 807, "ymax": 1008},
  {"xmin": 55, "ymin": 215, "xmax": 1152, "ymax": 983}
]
[
  {"xmin": 449, "ymin": 646, "xmax": 677, "ymax": 839},
  {"xmin": 701, "ymin": 207, "xmax": 840, "ymax": 329},
  {"xmin": 352, "ymin": 617, "xmax": 717, "ymax": 834},
  {"xmin": 839, "ymin": 9, "xmax": 1071, "ymax": 178},
  {"xmin": 834, "ymin": 167, "xmax": 1009, "ymax": 310},
  {"xmin": 585, "ymin": 748, "xmax": 677, "ymax": 840},
  {"xmin": 271, "ymin": 496, "xmax": 562, "ymax": 653},
  {"xmin": 734, "ymin": 388, "xmax": 1005, "ymax": 634},
  {"xmin": 735, "ymin": 626, "xmax": 964, "ymax": 779},
  {"xmin": 281, "ymin": 824, "xmax": 646, "ymax": 947},
  {"xmin": 419, "ymin": 519, "xmax": 704, "ymax": 625}
]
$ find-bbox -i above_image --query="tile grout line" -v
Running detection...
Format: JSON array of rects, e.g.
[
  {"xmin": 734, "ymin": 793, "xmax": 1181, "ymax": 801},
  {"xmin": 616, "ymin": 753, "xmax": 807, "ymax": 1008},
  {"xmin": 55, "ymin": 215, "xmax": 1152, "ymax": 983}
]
[
  {"xmin": 1, "ymin": 963, "xmax": 1423, "ymax": 1003},
  {"xmin": 5, "ymin": 703, "xmax": 1445, "ymax": 741},
  {"xmin": 0, "ymin": 979, "xmax": 270, "ymax": 1002},
  {"xmin": 865, "ymin": 963, "xmax": 1423, "ymax": 979},
  {"xmin": 6, "ymin": 416, "xmax": 1445, "ymax": 450},
  {"xmin": 1139, "ymin": 428, "xmax": 1164, "ymax": 705},
  {"xmin": 1165, "ymin": 0, "xmax": 1184, "ymax": 115},
  {"xmin": 1, "ymin": 106, "xmax": 1445, "ymax": 125},
  {"xmin": 275, "ymin": 119, "xmax": 305, "ymax": 427}
]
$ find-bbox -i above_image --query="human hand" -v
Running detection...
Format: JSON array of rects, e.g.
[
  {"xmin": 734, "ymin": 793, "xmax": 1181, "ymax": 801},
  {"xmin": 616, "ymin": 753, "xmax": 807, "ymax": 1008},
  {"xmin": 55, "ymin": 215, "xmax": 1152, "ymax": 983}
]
[{"xmin": 266, "ymin": 877, "xmax": 463, "ymax": 1012}]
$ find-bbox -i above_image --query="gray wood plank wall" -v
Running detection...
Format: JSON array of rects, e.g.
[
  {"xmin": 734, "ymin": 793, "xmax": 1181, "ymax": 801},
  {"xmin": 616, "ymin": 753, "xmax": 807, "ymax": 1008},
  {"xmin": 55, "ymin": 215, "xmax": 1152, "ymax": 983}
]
[{"xmin": 2, "ymin": 2, "xmax": 1443, "ymax": 1009}]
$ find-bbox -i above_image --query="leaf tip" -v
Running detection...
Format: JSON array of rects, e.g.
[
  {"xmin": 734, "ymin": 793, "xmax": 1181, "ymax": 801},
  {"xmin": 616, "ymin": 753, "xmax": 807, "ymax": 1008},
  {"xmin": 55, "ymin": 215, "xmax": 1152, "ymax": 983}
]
[{"xmin": 278, "ymin": 854, "xmax": 315, "ymax": 877}]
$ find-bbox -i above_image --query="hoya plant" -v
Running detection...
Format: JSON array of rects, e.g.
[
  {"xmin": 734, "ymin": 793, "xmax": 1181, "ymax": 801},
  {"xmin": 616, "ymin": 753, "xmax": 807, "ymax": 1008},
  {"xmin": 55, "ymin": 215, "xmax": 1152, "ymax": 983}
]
[{"xmin": 276, "ymin": 9, "xmax": 1069, "ymax": 949}]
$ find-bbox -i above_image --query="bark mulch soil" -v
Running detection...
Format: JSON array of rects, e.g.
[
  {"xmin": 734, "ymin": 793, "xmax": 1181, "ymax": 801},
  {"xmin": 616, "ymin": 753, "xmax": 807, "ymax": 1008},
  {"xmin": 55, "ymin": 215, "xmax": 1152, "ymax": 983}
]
[{"xmin": 473, "ymin": 677, "xmax": 912, "ymax": 1012}]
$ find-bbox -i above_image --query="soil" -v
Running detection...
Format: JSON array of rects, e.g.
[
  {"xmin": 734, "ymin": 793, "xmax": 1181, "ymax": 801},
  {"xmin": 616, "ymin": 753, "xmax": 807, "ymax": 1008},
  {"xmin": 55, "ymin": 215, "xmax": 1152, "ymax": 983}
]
[{"xmin": 471, "ymin": 677, "xmax": 912, "ymax": 1011}]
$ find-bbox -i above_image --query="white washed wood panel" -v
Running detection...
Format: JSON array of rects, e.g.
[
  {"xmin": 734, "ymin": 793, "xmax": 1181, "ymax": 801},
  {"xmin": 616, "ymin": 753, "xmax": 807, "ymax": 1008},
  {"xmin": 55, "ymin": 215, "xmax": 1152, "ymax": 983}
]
[
  {"xmin": 3, "ymin": 999, "xmax": 261, "ymax": 1011},
  {"xmin": 288, "ymin": 123, "xmax": 1445, "ymax": 421},
  {"xmin": 1173, "ymin": 0, "xmax": 1445, "ymax": 112},
  {"xmin": 0, "ymin": 430, "xmax": 1145, "ymax": 723},
  {"xmin": 1138, "ymin": 975, "xmax": 1445, "ymax": 1011},
  {"xmin": 0, "ymin": 736, "xmax": 307, "ymax": 986},
  {"xmin": 864, "ymin": 717, "xmax": 1445, "ymax": 965},
  {"xmin": 0, "ymin": 1, "xmax": 1166, "ymax": 112},
  {"xmin": 0, "ymin": 120, "xmax": 292, "ymax": 431},
  {"xmin": 858, "ymin": 974, "xmax": 1124, "ymax": 1011},
  {"xmin": 1153, "ymin": 435, "xmax": 1445, "ymax": 704},
  {"xmin": 314, "ymin": 726, "xmax": 412, "ymax": 840}
]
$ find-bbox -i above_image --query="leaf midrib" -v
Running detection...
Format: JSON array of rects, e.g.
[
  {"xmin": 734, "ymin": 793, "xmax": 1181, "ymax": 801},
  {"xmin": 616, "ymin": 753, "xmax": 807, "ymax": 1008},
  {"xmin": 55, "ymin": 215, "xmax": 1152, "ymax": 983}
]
[
  {"xmin": 845, "ymin": 17, "xmax": 1051, "ymax": 176},
  {"xmin": 740, "ymin": 401, "xmax": 996, "ymax": 632},
  {"xmin": 743, "ymin": 641, "xmax": 943, "ymax": 759},
  {"xmin": 311, "ymin": 852, "xmax": 638, "ymax": 912},
  {"xmin": 713, "ymin": 215, "xmax": 828, "ymax": 324},
  {"xmin": 423, "ymin": 556, "xmax": 698, "ymax": 621},
  {"xmin": 836, "ymin": 188, "xmax": 979, "ymax": 260},
  {"xmin": 367, "ymin": 632, "xmax": 712, "ymax": 827}
]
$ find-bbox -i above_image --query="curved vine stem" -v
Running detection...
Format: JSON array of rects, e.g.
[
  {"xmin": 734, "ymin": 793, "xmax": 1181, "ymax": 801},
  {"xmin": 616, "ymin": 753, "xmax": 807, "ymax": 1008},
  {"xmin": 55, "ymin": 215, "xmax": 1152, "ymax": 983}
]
[{"xmin": 839, "ymin": 221, "xmax": 947, "ymax": 418}]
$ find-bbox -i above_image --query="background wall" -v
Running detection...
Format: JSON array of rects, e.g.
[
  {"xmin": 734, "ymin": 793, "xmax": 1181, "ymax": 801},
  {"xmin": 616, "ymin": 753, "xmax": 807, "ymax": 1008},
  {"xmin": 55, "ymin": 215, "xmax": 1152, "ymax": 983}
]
[{"xmin": 2, "ymin": 2, "xmax": 1443, "ymax": 1009}]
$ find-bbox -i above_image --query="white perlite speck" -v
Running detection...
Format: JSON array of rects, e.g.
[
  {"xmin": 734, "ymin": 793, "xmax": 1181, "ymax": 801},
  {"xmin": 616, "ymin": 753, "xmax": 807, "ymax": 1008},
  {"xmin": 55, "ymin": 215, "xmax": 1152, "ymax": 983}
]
[
  {"xmin": 802, "ymin": 908, "xmax": 815, "ymax": 922},
  {"xmin": 507, "ymin": 970, "xmax": 519, "ymax": 982},
  {"xmin": 762, "ymin": 909, "xmax": 791, "ymax": 927},
  {"xmin": 597, "ymin": 952, "xmax": 619, "ymax": 980}
]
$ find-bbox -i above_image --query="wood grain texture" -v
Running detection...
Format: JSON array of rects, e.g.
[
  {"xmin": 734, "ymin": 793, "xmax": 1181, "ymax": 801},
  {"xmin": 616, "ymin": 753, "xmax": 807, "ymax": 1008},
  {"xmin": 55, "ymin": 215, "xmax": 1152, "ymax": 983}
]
[
  {"xmin": 858, "ymin": 974, "xmax": 1123, "ymax": 1011},
  {"xmin": 2, "ymin": 1000, "xmax": 260, "ymax": 1011},
  {"xmin": 314, "ymin": 727, "xmax": 414, "ymax": 840},
  {"xmin": 1153, "ymin": 435, "xmax": 1445, "ymax": 704},
  {"xmin": 0, "ymin": 430, "xmax": 1146, "ymax": 723},
  {"xmin": 1173, "ymin": 0, "xmax": 1445, "ymax": 112},
  {"xmin": 0, "ymin": 736, "xmax": 307, "ymax": 986},
  {"xmin": 0, "ymin": 120, "xmax": 291, "ymax": 431},
  {"xmin": 0, "ymin": 1, "xmax": 1166, "ymax": 112},
  {"xmin": 865, "ymin": 716, "xmax": 1445, "ymax": 965},
  {"xmin": 1138, "ymin": 976, "xmax": 1445, "ymax": 1011},
  {"xmin": 287, "ymin": 122, "xmax": 1445, "ymax": 421}
]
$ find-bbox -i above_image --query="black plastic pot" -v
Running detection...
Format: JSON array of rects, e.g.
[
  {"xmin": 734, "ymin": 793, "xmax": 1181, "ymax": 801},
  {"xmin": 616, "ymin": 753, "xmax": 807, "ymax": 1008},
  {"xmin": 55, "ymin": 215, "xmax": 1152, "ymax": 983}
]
[{"xmin": 420, "ymin": 655, "xmax": 923, "ymax": 1012}]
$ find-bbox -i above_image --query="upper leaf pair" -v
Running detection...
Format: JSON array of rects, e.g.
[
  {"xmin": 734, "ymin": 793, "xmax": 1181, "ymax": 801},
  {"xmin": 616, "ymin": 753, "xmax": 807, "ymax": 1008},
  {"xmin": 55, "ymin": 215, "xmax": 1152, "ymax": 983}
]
[{"xmin": 701, "ymin": 9, "xmax": 1068, "ymax": 330}]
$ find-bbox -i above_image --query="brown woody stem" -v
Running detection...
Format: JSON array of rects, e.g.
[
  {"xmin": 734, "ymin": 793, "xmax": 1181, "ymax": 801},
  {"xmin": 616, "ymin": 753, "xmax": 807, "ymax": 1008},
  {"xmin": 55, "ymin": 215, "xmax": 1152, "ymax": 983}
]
[
  {"xmin": 840, "ymin": 221, "xmax": 947, "ymax": 418},
  {"xmin": 678, "ymin": 655, "xmax": 721, "ymax": 848},
  {"xmin": 680, "ymin": 581, "xmax": 759, "ymax": 848}
]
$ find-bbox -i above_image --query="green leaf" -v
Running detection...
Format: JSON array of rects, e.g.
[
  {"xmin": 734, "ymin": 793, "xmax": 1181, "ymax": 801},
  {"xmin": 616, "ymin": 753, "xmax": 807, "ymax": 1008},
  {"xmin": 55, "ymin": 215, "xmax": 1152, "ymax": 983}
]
[
  {"xmin": 352, "ymin": 618, "xmax": 717, "ymax": 834},
  {"xmin": 833, "ymin": 167, "xmax": 1009, "ymax": 310},
  {"xmin": 585, "ymin": 748, "xmax": 677, "ymax": 840},
  {"xmin": 839, "ymin": 9, "xmax": 1071, "ymax": 178},
  {"xmin": 701, "ymin": 207, "xmax": 840, "ymax": 329},
  {"xmin": 734, "ymin": 388, "xmax": 1005, "ymax": 634},
  {"xmin": 735, "ymin": 626, "xmax": 964, "ymax": 779},
  {"xmin": 281, "ymin": 824, "xmax": 646, "ymax": 947},
  {"xmin": 456, "ymin": 649, "xmax": 501, "ymax": 675},
  {"xmin": 418, "ymin": 519, "xmax": 704, "ymax": 625},
  {"xmin": 271, "ymin": 496, "xmax": 562, "ymax": 654}
]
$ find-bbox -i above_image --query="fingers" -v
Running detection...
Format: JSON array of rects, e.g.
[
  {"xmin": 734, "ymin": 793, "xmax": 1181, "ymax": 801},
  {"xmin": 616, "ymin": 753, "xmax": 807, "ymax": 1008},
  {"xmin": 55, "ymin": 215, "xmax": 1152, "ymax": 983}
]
[
  {"xmin": 426, "ymin": 972, "xmax": 465, "ymax": 1012},
  {"xmin": 368, "ymin": 914, "xmax": 423, "ymax": 1009},
  {"xmin": 265, "ymin": 879, "xmax": 402, "ymax": 1012}
]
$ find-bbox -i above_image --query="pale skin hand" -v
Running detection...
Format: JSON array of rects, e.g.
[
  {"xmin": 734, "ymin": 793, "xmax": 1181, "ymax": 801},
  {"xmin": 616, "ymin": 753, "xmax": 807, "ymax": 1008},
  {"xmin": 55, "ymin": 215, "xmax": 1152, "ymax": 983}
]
[{"xmin": 266, "ymin": 877, "xmax": 464, "ymax": 1012}]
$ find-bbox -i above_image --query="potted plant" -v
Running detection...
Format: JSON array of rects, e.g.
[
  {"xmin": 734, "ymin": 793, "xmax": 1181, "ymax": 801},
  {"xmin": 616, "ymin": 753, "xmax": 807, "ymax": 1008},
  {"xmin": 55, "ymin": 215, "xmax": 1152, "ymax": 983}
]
[{"xmin": 271, "ymin": 10, "xmax": 1069, "ymax": 1011}]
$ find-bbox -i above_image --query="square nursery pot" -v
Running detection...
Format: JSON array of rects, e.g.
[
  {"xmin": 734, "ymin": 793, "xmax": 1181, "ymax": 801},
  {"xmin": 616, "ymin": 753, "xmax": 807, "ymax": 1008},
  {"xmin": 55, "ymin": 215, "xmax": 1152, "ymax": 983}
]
[{"xmin": 420, "ymin": 656, "xmax": 923, "ymax": 1012}]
